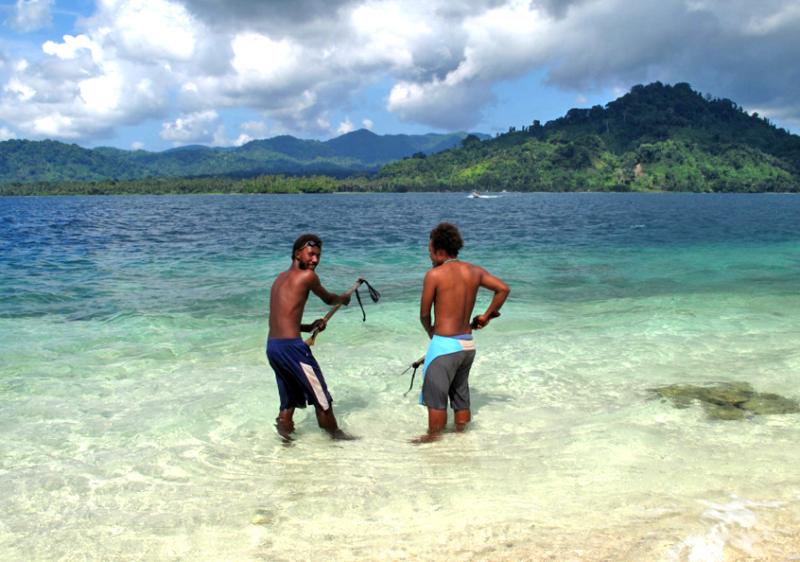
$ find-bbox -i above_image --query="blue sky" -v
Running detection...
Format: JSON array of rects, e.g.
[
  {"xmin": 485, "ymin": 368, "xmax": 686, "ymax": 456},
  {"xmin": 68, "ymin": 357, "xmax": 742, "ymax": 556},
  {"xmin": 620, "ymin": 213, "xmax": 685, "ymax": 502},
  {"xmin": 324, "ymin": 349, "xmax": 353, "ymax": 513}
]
[{"xmin": 1, "ymin": 0, "xmax": 799, "ymax": 152}]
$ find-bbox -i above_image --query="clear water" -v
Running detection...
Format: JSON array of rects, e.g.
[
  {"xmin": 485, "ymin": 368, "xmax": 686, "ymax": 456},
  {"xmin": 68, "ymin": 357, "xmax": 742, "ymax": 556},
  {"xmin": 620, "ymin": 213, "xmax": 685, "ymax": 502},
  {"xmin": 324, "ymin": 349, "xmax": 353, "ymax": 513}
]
[{"xmin": 1, "ymin": 193, "xmax": 799, "ymax": 561}]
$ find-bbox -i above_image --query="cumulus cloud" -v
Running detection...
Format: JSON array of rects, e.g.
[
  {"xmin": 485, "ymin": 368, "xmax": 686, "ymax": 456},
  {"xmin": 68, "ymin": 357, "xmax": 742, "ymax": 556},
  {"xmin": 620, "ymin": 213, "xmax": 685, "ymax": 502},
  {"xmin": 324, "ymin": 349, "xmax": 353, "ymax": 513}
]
[
  {"xmin": 9, "ymin": 0, "xmax": 53, "ymax": 32},
  {"xmin": 385, "ymin": 0, "xmax": 800, "ymax": 128},
  {"xmin": 0, "ymin": 126, "xmax": 16, "ymax": 140},
  {"xmin": 1, "ymin": 0, "xmax": 800, "ymax": 144},
  {"xmin": 160, "ymin": 110, "xmax": 219, "ymax": 144},
  {"xmin": 336, "ymin": 118, "xmax": 354, "ymax": 135},
  {"xmin": 237, "ymin": 120, "xmax": 268, "ymax": 143},
  {"xmin": 0, "ymin": 0, "xmax": 191, "ymax": 140}
]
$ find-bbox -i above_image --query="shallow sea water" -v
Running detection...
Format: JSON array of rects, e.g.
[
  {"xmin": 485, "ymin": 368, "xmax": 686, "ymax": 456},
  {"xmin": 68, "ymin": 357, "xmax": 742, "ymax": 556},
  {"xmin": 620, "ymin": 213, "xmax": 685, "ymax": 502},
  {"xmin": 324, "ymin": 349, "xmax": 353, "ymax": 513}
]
[{"xmin": 1, "ymin": 192, "xmax": 800, "ymax": 561}]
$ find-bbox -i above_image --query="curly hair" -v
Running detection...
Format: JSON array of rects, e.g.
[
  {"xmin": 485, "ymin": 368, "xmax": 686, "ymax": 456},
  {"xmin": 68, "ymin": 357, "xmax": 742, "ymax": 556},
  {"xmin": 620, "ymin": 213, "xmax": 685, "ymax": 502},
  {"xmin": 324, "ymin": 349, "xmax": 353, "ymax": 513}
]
[
  {"xmin": 292, "ymin": 233, "xmax": 322, "ymax": 258},
  {"xmin": 429, "ymin": 222, "xmax": 463, "ymax": 257}
]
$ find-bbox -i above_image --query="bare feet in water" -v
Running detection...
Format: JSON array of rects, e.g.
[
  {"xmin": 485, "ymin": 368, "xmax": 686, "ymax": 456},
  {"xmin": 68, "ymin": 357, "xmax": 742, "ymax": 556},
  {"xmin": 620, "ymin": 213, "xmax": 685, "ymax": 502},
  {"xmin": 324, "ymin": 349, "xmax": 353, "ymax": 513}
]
[
  {"xmin": 330, "ymin": 429, "xmax": 358, "ymax": 440},
  {"xmin": 275, "ymin": 417, "xmax": 295, "ymax": 442},
  {"xmin": 410, "ymin": 432, "xmax": 443, "ymax": 444}
]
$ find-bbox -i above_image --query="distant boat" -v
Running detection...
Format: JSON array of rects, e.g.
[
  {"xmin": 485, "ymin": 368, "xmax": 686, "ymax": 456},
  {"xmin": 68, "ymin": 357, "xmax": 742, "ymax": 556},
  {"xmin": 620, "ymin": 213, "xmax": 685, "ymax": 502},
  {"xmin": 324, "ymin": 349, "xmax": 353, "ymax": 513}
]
[{"xmin": 467, "ymin": 190, "xmax": 499, "ymax": 199}]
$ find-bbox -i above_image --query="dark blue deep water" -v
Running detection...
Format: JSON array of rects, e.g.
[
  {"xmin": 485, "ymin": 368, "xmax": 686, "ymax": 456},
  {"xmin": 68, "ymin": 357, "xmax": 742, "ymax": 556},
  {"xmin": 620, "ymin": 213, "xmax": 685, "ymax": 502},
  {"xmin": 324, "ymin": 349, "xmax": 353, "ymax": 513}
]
[{"xmin": 1, "ymin": 193, "xmax": 799, "ymax": 321}]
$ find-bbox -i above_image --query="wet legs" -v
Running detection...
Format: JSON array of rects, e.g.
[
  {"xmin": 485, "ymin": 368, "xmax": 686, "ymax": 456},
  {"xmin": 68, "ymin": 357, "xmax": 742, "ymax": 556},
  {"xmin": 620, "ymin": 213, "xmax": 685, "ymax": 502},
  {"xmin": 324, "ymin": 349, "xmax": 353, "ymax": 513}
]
[
  {"xmin": 412, "ymin": 407, "xmax": 472, "ymax": 443},
  {"xmin": 315, "ymin": 405, "xmax": 356, "ymax": 440},
  {"xmin": 276, "ymin": 408, "xmax": 296, "ymax": 441},
  {"xmin": 454, "ymin": 409, "xmax": 471, "ymax": 432},
  {"xmin": 275, "ymin": 406, "xmax": 355, "ymax": 440}
]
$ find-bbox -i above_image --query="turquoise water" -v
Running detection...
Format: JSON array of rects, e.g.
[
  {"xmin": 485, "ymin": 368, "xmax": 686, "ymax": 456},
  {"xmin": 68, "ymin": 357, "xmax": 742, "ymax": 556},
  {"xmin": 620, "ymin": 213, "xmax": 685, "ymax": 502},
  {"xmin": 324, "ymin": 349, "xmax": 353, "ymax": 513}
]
[{"xmin": 1, "ymin": 193, "xmax": 800, "ymax": 560}]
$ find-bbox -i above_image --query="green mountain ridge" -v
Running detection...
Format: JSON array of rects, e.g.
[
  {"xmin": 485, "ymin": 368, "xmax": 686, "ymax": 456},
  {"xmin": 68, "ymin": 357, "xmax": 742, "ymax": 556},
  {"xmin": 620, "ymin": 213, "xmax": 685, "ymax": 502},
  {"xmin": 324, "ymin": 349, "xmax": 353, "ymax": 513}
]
[
  {"xmin": 0, "ymin": 129, "xmax": 485, "ymax": 184},
  {"xmin": 378, "ymin": 82, "xmax": 800, "ymax": 192},
  {"xmin": 3, "ymin": 82, "xmax": 799, "ymax": 194}
]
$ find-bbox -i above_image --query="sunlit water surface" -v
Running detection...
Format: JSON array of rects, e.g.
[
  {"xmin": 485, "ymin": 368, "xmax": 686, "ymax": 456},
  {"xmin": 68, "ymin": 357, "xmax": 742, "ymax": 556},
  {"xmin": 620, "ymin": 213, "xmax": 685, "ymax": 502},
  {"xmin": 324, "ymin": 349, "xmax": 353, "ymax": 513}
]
[{"xmin": 1, "ymin": 193, "xmax": 799, "ymax": 561}]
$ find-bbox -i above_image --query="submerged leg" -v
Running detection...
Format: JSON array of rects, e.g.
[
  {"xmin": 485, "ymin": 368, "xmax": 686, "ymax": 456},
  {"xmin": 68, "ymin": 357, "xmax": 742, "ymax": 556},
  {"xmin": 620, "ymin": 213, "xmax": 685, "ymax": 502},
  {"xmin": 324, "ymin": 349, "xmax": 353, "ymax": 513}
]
[
  {"xmin": 315, "ymin": 405, "xmax": 357, "ymax": 440},
  {"xmin": 412, "ymin": 407, "xmax": 447, "ymax": 444},
  {"xmin": 276, "ymin": 408, "xmax": 295, "ymax": 441},
  {"xmin": 454, "ymin": 409, "xmax": 471, "ymax": 432}
]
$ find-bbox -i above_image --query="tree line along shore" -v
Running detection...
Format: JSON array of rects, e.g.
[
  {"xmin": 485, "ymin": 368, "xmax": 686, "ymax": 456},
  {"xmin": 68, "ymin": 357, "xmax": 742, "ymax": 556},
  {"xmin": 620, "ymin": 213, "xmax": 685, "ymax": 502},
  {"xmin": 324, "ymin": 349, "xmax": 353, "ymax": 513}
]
[{"xmin": 3, "ymin": 82, "xmax": 799, "ymax": 195}]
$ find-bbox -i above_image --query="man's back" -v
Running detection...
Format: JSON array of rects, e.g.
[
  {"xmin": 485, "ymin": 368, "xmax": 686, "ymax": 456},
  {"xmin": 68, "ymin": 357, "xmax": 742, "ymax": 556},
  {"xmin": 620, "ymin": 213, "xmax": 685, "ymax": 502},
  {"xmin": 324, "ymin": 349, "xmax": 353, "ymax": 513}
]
[
  {"xmin": 415, "ymin": 222, "xmax": 510, "ymax": 441},
  {"xmin": 427, "ymin": 261, "xmax": 483, "ymax": 336}
]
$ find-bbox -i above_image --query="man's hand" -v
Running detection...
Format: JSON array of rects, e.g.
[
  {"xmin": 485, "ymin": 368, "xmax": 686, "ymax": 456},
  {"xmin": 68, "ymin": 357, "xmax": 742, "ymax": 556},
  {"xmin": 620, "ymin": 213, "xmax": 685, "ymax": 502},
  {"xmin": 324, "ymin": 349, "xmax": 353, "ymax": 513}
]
[
  {"xmin": 471, "ymin": 311, "xmax": 501, "ymax": 330},
  {"xmin": 310, "ymin": 318, "xmax": 327, "ymax": 333}
]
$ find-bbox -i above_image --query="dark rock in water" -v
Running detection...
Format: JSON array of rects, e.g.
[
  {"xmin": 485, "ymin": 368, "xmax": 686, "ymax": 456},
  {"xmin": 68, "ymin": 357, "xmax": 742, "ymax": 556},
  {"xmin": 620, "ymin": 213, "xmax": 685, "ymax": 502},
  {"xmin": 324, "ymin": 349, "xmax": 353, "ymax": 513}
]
[
  {"xmin": 702, "ymin": 383, "xmax": 754, "ymax": 406},
  {"xmin": 741, "ymin": 394, "xmax": 800, "ymax": 416},
  {"xmin": 705, "ymin": 404, "xmax": 749, "ymax": 421},
  {"xmin": 649, "ymin": 382, "xmax": 800, "ymax": 420}
]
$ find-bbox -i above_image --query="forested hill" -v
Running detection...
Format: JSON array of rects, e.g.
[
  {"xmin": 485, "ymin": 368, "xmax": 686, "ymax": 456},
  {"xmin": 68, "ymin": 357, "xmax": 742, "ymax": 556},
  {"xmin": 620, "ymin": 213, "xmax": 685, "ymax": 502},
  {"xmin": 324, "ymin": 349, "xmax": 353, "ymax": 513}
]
[
  {"xmin": 378, "ymin": 82, "xmax": 800, "ymax": 192},
  {"xmin": 0, "ymin": 129, "xmax": 483, "ymax": 184},
  {"xmin": 4, "ymin": 82, "xmax": 800, "ymax": 193}
]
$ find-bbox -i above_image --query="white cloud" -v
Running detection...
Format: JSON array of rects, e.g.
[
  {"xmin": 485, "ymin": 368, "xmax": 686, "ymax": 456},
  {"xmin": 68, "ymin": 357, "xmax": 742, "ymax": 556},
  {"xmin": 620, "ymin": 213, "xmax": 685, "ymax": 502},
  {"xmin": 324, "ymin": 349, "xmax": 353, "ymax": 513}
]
[
  {"xmin": 10, "ymin": 0, "xmax": 53, "ymax": 32},
  {"xmin": 234, "ymin": 120, "xmax": 269, "ymax": 144},
  {"xmin": 336, "ymin": 118, "xmax": 354, "ymax": 135},
  {"xmin": 0, "ymin": 1, "xmax": 184, "ymax": 140},
  {"xmin": 32, "ymin": 113, "xmax": 74, "ymax": 137},
  {"xmin": 79, "ymin": 69, "xmax": 123, "ymax": 114},
  {"xmin": 89, "ymin": 0, "xmax": 198, "ymax": 62},
  {"xmin": 0, "ymin": 126, "xmax": 16, "ymax": 140},
  {"xmin": 160, "ymin": 110, "xmax": 219, "ymax": 144},
  {"xmin": 42, "ymin": 34, "xmax": 103, "ymax": 62},
  {"xmin": 240, "ymin": 120, "xmax": 268, "ymax": 136},
  {"xmin": 743, "ymin": 2, "xmax": 800, "ymax": 35},
  {"xmin": 210, "ymin": 120, "xmax": 270, "ymax": 146},
  {"xmin": 232, "ymin": 133, "xmax": 251, "ymax": 146},
  {"xmin": 5, "ymin": 77, "xmax": 36, "ymax": 101},
  {"xmin": 362, "ymin": 118, "xmax": 373, "ymax": 129},
  {"xmin": 228, "ymin": 33, "xmax": 301, "ymax": 91},
  {"xmin": 211, "ymin": 123, "xmax": 228, "ymax": 146},
  {"xmin": 131, "ymin": 141, "xmax": 145, "ymax": 150},
  {"xmin": 315, "ymin": 114, "xmax": 331, "ymax": 131},
  {"xmin": 2, "ymin": 0, "xmax": 800, "ymax": 144}
]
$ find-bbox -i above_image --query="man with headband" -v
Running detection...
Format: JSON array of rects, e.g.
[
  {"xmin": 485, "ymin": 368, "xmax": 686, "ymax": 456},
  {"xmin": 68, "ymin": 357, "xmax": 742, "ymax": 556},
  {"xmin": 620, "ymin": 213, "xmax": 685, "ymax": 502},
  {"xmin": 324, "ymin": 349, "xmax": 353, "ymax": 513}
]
[{"xmin": 266, "ymin": 234, "xmax": 354, "ymax": 441}]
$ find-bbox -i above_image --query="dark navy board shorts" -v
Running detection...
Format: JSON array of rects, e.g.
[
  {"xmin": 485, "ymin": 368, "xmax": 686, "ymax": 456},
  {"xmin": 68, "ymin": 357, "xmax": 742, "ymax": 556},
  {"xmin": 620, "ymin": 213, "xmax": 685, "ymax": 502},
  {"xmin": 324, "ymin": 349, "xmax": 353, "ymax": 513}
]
[
  {"xmin": 266, "ymin": 338, "xmax": 333, "ymax": 411},
  {"xmin": 422, "ymin": 349, "xmax": 476, "ymax": 410}
]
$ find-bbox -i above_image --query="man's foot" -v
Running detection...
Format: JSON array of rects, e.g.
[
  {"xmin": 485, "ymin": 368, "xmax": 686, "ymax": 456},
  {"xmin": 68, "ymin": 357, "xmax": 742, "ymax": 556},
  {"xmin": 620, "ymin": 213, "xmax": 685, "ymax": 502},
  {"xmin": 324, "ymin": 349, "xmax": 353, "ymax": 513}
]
[
  {"xmin": 330, "ymin": 428, "xmax": 358, "ymax": 440},
  {"xmin": 275, "ymin": 416, "xmax": 295, "ymax": 441},
  {"xmin": 410, "ymin": 432, "xmax": 443, "ymax": 444}
]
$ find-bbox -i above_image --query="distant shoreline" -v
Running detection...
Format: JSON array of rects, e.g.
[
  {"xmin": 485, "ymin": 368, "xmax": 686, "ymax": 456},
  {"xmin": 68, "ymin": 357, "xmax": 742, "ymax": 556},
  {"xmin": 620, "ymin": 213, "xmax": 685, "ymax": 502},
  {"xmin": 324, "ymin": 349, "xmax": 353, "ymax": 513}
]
[
  {"xmin": 1, "ymin": 176, "xmax": 797, "ymax": 197},
  {"xmin": 4, "ymin": 190, "xmax": 799, "ymax": 197}
]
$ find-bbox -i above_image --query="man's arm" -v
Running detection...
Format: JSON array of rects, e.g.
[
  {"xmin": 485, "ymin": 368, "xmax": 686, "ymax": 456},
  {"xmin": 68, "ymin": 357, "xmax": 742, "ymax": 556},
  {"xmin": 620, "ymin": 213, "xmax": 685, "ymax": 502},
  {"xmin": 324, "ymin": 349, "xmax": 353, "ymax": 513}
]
[
  {"xmin": 300, "ymin": 318, "xmax": 327, "ymax": 333},
  {"xmin": 308, "ymin": 272, "xmax": 352, "ymax": 306},
  {"xmin": 419, "ymin": 270, "xmax": 436, "ymax": 338},
  {"xmin": 472, "ymin": 269, "xmax": 510, "ymax": 329}
]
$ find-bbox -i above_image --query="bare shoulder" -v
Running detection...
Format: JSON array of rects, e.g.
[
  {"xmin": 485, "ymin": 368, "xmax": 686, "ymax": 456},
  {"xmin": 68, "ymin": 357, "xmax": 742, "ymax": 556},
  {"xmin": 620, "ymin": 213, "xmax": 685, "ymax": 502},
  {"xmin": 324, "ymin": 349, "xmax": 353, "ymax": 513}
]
[
  {"xmin": 289, "ymin": 267, "xmax": 318, "ymax": 285},
  {"xmin": 463, "ymin": 261, "xmax": 487, "ymax": 276}
]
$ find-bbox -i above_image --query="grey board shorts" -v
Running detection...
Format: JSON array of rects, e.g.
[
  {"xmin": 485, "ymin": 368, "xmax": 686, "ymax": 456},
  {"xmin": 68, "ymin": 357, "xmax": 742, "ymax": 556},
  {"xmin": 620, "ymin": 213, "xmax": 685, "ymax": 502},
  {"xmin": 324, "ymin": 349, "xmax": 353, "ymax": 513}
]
[{"xmin": 422, "ymin": 349, "xmax": 476, "ymax": 410}]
